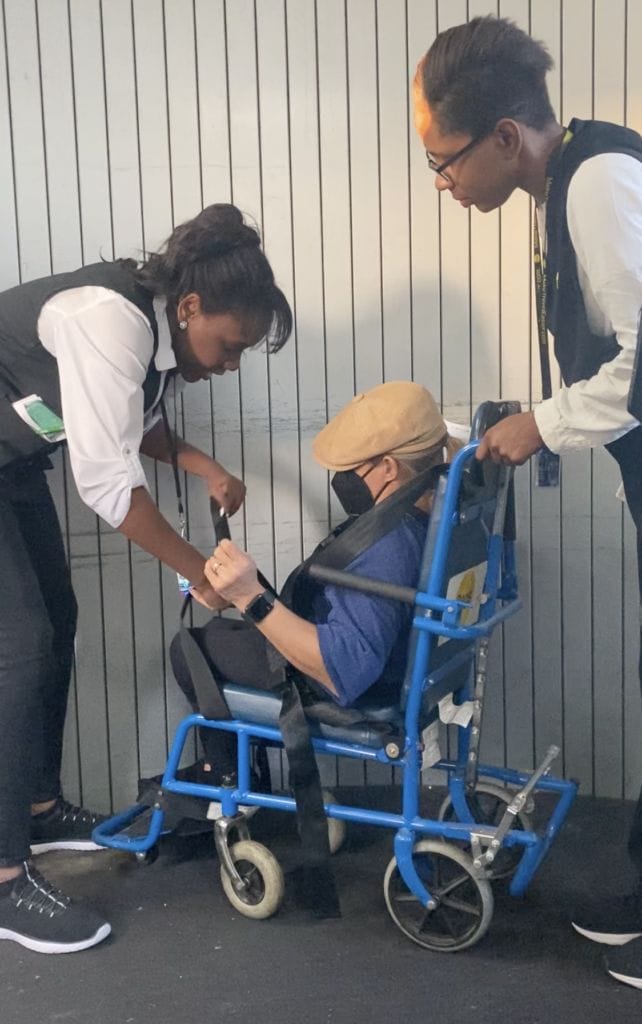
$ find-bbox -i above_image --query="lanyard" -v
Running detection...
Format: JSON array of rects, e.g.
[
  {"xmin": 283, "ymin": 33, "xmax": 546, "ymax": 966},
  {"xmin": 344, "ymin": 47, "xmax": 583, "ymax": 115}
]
[
  {"xmin": 532, "ymin": 127, "xmax": 574, "ymax": 400},
  {"xmin": 159, "ymin": 381, "xmax": 193, "ymax": 614},
  {"xmin": 160, "ymin": 386, "xmax": 185, "ymax": 534},
  {"xmin": 160, "ymin": 386, "xmax": 271, "ymax": 608}
]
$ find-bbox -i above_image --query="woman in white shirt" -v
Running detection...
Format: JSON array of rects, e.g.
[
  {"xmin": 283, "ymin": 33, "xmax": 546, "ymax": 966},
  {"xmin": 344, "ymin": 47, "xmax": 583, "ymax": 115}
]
[{"xmin": 0, "ymin": 202, "xmax": 291, "ymax": 954}]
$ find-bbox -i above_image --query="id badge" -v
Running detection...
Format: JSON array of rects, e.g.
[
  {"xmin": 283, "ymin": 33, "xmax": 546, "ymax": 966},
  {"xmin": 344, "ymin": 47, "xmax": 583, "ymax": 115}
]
[
  {"xmin": 536, "ymin": 447, "xmax": 560, "ymax": 488},
  {"xmin": 176, "ymin": 520, "xmax": 191, "ymax": 595},
  {"xmin": 11, "ymin": 394, "xmax": 66, "ymax": 442}
]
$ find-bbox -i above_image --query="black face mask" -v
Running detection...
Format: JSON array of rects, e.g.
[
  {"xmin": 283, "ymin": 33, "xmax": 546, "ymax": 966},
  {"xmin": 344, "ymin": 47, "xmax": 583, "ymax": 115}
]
[{"xmin": 331, "ymin": 462, "xmax": 388, "ymax": 517}]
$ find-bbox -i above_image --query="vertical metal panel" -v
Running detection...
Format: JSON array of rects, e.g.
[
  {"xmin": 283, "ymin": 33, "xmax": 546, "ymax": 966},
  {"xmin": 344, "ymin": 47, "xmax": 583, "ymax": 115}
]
[
  {"xmin": 3, "ymin": 0, "xmax": 50, "ymax": 281},
  {"xmin": 377, "ymin": 0, "xmax": 412, "ymax": 383},
  {"xmin": 346, "ymin": 0, "xmax": 383, "ymax": 393},
  {"xmin": 435, "ymin": 0, "xmax": 471, "ymax": 424},
  {"xmin": 0, "ymin": 0, "xmax": 640, "ymax": 808},
  {"xmin": 407, "ymin": 1, "xmax": 441, "ymax": 402},
  {"xmin": 590, "ymin": 0, "xmax": 628, "ymax": 798},
  {"xmin": 285, "ymin": 0, "xmax": 326, "ymax": 562}
]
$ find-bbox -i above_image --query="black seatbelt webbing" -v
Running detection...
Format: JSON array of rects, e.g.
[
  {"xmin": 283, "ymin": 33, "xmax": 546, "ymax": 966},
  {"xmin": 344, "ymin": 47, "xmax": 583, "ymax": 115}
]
[
  {"xmin": 279, "ymin": 465, "xmax": 441, "ymax": 611},
  {"xmin": 277, "ymin": 681, "xmax": 341, "ymax": 918},
  {"xmin": 273, "ymin": 464, "xmax": 440, "ymax": 918},
  {"xmin": 179, "ymin": 626, "xmax": 232, "ymax": 722},
  {"xmin": 314, "ymin": 465, "xmax": 441, "ymax": 570}
]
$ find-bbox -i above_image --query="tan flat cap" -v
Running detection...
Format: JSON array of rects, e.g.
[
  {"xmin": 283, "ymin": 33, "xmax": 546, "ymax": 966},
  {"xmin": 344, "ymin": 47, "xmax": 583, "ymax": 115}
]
[{"xmin": 313, "ymin": 380, "xmax": 448, "ymax": 471}]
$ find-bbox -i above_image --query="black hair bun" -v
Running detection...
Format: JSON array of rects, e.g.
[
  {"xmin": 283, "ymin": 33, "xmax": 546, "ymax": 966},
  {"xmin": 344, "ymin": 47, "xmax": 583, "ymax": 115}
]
[{"xmin": 169, "ymin": 204, "xmax": 261, "ymax": 266}]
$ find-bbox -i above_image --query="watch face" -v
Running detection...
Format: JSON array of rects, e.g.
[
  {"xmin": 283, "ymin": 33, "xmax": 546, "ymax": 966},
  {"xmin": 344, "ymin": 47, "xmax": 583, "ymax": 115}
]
[{"xmin": 243, "ymin": 591, "xmax": 275, "ymax": 624}]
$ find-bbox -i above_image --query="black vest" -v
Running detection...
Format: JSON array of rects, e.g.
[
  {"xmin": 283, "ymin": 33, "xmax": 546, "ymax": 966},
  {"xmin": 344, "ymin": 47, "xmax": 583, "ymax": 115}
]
[
  {"xmin": 0, "ymin": 260, "xmax": 163, "ymax": 468},
  {"xmin": 545, "ymin": 117, "xmax": 642, "ymax": 386}
]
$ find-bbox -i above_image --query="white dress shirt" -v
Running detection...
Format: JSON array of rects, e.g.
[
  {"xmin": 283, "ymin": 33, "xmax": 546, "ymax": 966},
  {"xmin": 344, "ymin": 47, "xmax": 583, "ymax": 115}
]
[
  {"xmin": 534, "ymin": 152, "xmax": 642, "ymax": 452},
  {"xmin": 38, "ymin": 288, "xmax": 177, "ymax": 528}
]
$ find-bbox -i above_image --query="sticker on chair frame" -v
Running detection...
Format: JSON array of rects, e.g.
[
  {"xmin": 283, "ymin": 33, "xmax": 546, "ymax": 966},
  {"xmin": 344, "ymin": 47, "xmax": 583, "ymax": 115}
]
[{"xmin": 438, "ymin": 561, "xmax": 488, "ymax": 644}]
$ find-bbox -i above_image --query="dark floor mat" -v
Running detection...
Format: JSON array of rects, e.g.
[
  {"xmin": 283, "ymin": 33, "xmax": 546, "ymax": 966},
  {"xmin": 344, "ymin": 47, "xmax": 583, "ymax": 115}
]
[{"xmin": 1, "ymin": 790, "xmax": 640, "ymax": 1024}]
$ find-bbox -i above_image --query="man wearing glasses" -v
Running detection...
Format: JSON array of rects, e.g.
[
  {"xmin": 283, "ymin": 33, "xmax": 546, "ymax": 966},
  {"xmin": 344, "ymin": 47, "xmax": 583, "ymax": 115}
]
[{"xmin": 413, "ymin": 14, "xmax": 642, "ymax": 991}]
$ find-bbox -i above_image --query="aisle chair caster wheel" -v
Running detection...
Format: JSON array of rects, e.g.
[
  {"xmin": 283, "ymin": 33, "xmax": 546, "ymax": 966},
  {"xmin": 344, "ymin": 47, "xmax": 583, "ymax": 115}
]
[
  {"xmin": 322, "ymin": 790, "xmax": 347, "ymax": 854},
  {"xmin": 220, "ymin": 840, "xmax": 285, "ymax": 919}
]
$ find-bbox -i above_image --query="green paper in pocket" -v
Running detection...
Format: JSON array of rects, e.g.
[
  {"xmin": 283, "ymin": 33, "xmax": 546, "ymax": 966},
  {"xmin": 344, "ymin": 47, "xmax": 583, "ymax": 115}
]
[{"xmin": 11, "ymin": 394, "xmax": 66, "ymax": 441}]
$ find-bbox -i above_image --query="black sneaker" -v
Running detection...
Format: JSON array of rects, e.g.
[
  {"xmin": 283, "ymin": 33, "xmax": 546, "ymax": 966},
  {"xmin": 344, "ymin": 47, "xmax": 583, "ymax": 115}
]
[
  {"xmin": 30, "ymin": 799, "xmax": 107, "ymax": 855},
  {"xmin": 0, "ymin": 863, "xmax": 111, "ymax": 954},
  {"xmin": 604, "ymin": 936, "xmax": 642, "ymax": 990},
  {"xmin": 572, "ymin": 888, "xmax": 642, "ymax": 945}
]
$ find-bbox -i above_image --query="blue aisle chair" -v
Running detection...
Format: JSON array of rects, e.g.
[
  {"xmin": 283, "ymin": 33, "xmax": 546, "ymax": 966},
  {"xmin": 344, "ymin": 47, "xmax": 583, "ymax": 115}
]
[{"xmin": 94, "ymin": 401, "xmax": 578, "ymax": 951}]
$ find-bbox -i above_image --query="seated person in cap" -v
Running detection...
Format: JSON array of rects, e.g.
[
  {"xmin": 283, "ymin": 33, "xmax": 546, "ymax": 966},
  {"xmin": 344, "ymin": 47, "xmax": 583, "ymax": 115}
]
[{"xmin": 170, "ymin": 380, "xmax": 462, "ymax": 784}]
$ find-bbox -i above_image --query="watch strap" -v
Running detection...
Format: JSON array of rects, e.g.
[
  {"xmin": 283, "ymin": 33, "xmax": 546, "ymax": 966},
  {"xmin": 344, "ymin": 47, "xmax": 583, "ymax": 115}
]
[{"xmin": 241, "ymin": 589, "xmax": 276, "ymax": 625}]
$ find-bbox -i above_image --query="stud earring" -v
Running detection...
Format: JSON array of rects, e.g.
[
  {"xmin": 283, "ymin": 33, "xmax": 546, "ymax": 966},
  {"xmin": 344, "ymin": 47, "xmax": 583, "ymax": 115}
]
[{"xmin": 178, "ymin": 319, "xmax": 188, "ymax": 331}]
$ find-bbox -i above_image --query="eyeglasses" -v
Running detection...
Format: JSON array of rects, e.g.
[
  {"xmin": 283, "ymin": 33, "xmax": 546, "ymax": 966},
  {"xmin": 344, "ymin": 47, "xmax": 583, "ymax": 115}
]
[{"xmin": 426, "ymin": 133, "xmax": 489, "ymax": 184}]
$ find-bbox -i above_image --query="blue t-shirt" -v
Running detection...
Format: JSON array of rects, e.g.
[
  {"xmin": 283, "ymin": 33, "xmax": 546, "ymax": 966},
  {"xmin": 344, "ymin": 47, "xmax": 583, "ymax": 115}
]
[{"xmin": 312, "ymin": 510, "xmax": 428, "ymax": 707}]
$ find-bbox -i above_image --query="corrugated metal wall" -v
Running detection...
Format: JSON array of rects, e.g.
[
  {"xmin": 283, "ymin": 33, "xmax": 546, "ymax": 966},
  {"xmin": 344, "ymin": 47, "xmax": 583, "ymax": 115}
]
[{"xmin": 1, "ymin": 0, "xmax": 640, "ymax": 810}]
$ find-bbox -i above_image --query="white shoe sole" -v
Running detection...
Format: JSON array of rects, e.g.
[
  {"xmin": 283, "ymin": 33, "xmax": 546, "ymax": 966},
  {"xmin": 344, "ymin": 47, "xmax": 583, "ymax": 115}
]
[
  {"xmin": 572, "ymin": 922, "xmax": 642, "ymax": 946},
  {"xmin": 607, "ymin": 968, "xmax": 642, "ymax": 990},
  {"xmin": 30, "ymin": 840, "xmax": 103, "ymax": 856},
  {"xmin": 0, "ymin": 921, "xmax": 111, "ymax": 954}
]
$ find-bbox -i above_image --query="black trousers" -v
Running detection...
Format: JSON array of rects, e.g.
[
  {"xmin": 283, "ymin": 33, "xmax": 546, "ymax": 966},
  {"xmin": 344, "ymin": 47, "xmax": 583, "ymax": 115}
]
[
  {"xmin": 170, "ymin": 618, "xmax": 286, "ymax": 782},
  {"xmin": 607, "ymin": 426, "xmax": 642, "ymax": 874},
  {"xmin": 0, "ymin": 459, "xmax": 77, "ymax": 866}
]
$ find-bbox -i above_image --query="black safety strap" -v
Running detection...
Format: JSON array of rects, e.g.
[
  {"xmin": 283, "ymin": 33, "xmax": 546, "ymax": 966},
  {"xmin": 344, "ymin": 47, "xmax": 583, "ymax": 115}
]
[
  {"xmin": 300, "ymin": 700, "xmax": 399, "ymax": 736},
  {"xmin": 279, "ymin": 465, "xmax": 441, "ymax": 610},
  {"xmin": 314, "ymin": 465, "xmax": 442, "ymax": 570},
  {"xmin": 178, "ymin": 625, "xmax": 232, "ymax": 721},
  {"xmin": 211, "ymin": 500, "xmax": 275, "ymax": 594},
  {"xmin": 277, "ymin": 680, "xmax": 341, "ymax": 918},
  {"xmin": 272, "ymin": 464, "xmax": 441, "ymax": 918}
]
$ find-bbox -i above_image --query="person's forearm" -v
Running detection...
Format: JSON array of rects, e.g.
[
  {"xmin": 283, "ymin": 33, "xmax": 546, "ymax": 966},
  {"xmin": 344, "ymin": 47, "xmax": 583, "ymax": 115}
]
[
  {"xmin": 260, "ymin": 604, "xmax": 337, "ymax": 694},
  {"xmin": 534, "ymin": 349, "xmax": 638, "ymax": 453},
  {"xmin": 140, "ymin": 419, "xmax": 245, "ymax": 515},
  {"xmin": 118, "ymin": 486, "xmax": 207, "ymax": 585},
  {"xmin": 140, "ymin": 420, "xmax": 225, "ymax": 483},
  {"xmin": 233, "ymin": 586, "xmax": 336, "ymax": 694}
]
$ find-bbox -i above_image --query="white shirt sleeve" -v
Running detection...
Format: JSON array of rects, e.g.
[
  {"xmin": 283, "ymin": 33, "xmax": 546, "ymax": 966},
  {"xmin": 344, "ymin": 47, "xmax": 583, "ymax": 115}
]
[
  {"xmin": 534, "ymin": 152, "xmax": 642, "ymax": 451},
  {"xmin": 38, "ymin": 286, "xmax": 156, "ymax": 528}
]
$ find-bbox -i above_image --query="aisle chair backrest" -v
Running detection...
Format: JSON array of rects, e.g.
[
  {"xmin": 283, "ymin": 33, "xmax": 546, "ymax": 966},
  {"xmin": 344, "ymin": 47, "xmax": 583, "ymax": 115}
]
[{"xmin": 398, "ymin": 400, "xmax": 521, "ymax": 721}]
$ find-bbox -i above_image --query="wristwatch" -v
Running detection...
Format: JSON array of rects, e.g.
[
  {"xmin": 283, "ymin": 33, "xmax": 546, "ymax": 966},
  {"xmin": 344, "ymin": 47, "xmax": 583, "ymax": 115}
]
[{"xmin": 241, "ymin": 589, "xmax": 276, "ymax": 625}]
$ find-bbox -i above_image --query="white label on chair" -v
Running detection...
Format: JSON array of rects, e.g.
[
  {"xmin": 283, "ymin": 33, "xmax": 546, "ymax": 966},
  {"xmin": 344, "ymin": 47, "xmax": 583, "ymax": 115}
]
[
  {"xmin": 438, "ymin": 560, "xmax": 488, "ymax": 646},
  {"xmin": 439, "ymin": 693, "xmax": 474, "ymax": 727},
  {"xmin": 421, "ymin": 721, "xmax": 441, "ymax": 769}
]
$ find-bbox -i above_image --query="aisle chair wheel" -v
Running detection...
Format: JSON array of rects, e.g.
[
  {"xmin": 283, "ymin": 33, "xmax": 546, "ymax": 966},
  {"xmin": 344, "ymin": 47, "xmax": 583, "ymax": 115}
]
[
  {"xmin": 437, "ymin": 782, "xmax": 533, "ymax": 879},
  {"xmin": 383, "ymin": 839, "xmax": 494, "ymax": 952},
  {"xmin": 220, "ymin": 840, "xmax": 285, "ymax": 920},
  {"xmin": 322, "ymin": 790, "xmax": 347, "ymax": 855},
  {"xmin": 135, "ymin": 844, "xmax": 159, "ymax": 866}
]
